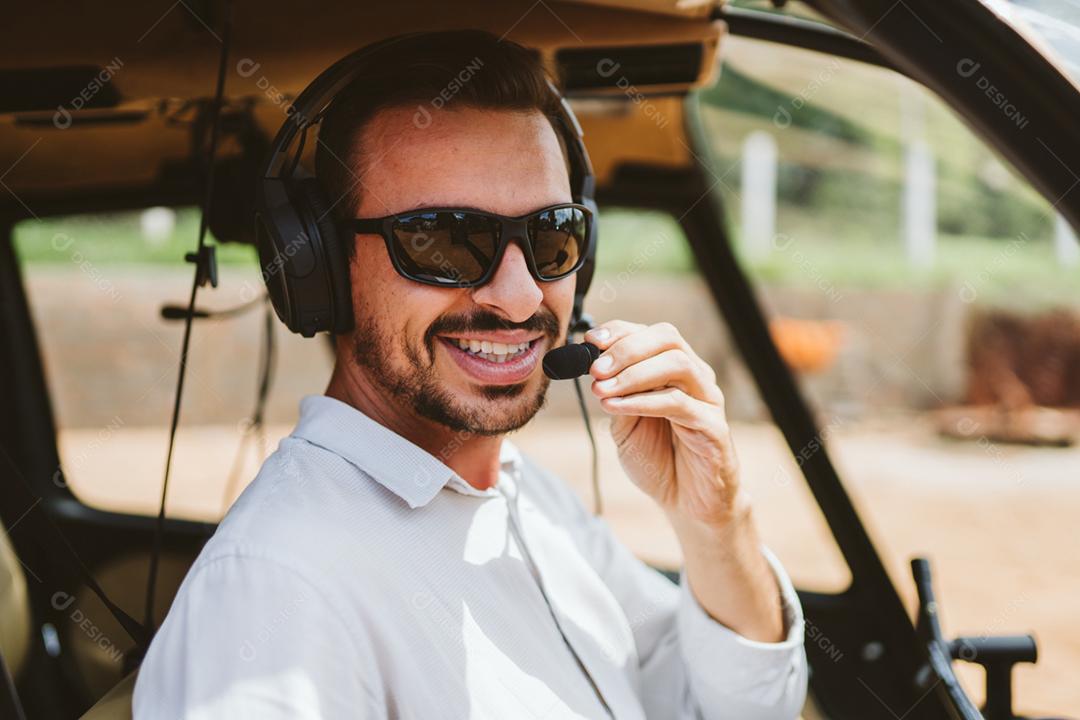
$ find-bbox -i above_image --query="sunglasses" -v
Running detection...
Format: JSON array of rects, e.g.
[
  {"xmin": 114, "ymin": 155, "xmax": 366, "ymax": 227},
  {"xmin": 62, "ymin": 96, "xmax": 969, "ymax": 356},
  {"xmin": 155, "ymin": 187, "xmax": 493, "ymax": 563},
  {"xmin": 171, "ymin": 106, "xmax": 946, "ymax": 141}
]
[{"xmin": 350, "ymin": 203, "xmax": 592, "ymax": 288}]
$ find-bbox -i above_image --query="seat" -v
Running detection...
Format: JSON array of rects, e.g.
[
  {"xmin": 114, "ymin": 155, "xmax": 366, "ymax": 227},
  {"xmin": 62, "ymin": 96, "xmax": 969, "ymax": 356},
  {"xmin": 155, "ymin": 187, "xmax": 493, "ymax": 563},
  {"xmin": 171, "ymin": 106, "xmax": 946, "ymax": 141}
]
[
  {"xmin": 0, "ymin": 525, "xmax": 30, "ymax": 682},
  {"xmin": 81, "ymin": 669, "xmax": 135, "ymax": 720}
]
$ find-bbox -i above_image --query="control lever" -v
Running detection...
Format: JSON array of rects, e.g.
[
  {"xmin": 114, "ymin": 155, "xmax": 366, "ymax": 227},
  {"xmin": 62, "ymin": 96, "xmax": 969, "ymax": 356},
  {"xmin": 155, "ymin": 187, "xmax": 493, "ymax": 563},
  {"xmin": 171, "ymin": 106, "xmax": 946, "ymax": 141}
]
[{"xmin": 912, "ymin": 558, "xmax": 1042, "ymax": 720}]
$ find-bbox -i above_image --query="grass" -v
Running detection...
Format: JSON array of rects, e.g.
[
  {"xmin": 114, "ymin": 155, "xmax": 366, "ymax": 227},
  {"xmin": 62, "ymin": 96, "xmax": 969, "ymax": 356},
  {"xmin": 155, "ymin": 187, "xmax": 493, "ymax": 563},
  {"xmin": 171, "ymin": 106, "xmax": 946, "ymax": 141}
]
[
  {"xmin": 13, "ymin": 205, "xmax": 1077, "ymax": 310},
  {"xmin": 13, "ymin": 207, "xmax": 257, "ymax": 267},
  {"xmin": 594, "ymin": 209, "xmax": 696, "ymax": 274},
  {"xmin": 13, "ymin": 206, "xmax": 696, "ymax": 273},
  {"xmin": 741, "ymin": 233, "xmax": 1079, "ymax": 308}
]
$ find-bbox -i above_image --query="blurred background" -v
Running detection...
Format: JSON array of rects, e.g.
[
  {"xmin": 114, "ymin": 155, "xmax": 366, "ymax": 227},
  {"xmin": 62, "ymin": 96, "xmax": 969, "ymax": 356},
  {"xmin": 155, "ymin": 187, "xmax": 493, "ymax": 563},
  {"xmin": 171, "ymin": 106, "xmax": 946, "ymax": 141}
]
[{"xmin": 10, "ymin": 11, "xmax": 1080, "ymax": 716}]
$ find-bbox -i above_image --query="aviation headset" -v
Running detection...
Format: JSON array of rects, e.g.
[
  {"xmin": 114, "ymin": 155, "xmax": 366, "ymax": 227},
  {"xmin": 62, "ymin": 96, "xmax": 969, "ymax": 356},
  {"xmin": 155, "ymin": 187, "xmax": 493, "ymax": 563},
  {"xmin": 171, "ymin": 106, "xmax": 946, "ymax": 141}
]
[{"xmin": 255, "ymin": 34, "xmax": 598, "ymax": 339}]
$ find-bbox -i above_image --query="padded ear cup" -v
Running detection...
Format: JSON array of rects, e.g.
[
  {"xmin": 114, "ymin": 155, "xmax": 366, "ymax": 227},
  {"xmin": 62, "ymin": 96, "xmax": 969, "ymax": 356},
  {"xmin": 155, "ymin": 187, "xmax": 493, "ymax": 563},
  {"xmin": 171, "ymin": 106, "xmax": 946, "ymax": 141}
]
[
  {"xmin": 254, "ymin": 210, "xmax": 293, "ymax": 328},
  {"xmin": 294, "ymin": 178, "xmax": 355, "ymax": 334}
]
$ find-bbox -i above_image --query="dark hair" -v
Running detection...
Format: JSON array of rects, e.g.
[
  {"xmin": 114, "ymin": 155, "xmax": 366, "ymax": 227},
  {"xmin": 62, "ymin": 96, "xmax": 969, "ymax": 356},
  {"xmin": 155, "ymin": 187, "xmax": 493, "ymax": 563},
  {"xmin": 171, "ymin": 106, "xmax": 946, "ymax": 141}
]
[{"xmin": 315, "ymin": 30, "xmax": 566, "ymax": 259}]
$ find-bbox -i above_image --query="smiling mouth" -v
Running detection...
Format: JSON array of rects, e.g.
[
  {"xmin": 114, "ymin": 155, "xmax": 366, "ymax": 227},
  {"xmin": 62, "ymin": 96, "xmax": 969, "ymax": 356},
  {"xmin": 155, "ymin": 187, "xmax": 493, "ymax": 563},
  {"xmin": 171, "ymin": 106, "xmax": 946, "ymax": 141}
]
[
  {"xmin": 445, "ymin": 337, "xmax": 535, "ymax": 363},
  {"xmin": 436, "ymin": 334, "xmax": 546, "ymax": 385}
]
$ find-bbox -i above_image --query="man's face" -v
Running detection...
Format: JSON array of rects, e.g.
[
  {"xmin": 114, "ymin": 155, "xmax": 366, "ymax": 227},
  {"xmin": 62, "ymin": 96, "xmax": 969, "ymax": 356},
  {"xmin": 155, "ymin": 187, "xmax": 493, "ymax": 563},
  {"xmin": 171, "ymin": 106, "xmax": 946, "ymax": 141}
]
[{"xmin": 343, "ymin": 106, "xmax": 576, "ymax": 436}]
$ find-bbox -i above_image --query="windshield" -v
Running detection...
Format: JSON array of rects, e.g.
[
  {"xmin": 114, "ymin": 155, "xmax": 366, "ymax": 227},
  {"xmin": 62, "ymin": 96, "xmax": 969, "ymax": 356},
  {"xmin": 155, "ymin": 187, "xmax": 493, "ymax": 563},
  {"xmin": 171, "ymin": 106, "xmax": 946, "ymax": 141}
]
[
  {"xmin": 981, "ymin": 1, "xmax": 1080, "ymax": 83},
  {"xmin": 734, "ymin": 0, "xmax": 1080, "ymax": 86}
]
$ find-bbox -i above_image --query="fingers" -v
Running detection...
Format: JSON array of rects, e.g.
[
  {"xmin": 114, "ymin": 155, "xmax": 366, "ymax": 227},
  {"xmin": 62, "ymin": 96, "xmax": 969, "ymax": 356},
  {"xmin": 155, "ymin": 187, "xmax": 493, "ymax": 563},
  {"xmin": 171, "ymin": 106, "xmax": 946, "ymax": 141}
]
[
  {"xmin": 600, "ymin": 387, "xmax": 720, "ymax": 432},
  {"xmin": 585, "ymin": 321, "xmax": 720, "ymax": 404},
  {"xmin": 591, "ymin": 349, "xmax": 718, "ymax": 403},
  {"xmin": 584, "ymin": 319, "xmax": 647, "ymax": 351}
]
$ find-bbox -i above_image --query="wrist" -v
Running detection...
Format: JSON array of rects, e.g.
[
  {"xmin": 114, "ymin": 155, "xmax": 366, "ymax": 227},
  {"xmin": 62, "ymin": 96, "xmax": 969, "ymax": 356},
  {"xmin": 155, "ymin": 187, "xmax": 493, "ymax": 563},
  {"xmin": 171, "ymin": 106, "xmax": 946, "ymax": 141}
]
[
  {"xmin": 669, "ymin": 490, "xmax": 769, "ymax": 590},
  {"xmin": 665, "ymin": 488, "xmax": 756, "ymax": 547},
  {"xmin": 671, "ymin": 507, "xmax": 785, "ymax": 641}
]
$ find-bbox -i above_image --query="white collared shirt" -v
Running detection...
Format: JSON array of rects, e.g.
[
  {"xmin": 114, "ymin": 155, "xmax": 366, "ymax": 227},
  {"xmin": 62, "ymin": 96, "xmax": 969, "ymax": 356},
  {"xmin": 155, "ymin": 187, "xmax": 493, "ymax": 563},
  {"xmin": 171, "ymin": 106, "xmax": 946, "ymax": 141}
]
[{"xmin": 134, "ymin": 395, "xmax": 807, "ymax": 719}]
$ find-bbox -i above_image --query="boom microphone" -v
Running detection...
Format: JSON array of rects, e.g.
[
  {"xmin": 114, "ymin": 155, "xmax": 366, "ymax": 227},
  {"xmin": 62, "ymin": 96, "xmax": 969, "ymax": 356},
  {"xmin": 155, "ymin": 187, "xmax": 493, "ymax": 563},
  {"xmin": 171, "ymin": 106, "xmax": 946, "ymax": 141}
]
[{"xmin": 543, "ymin": 342, "xmax": 600, "ymax": 380}]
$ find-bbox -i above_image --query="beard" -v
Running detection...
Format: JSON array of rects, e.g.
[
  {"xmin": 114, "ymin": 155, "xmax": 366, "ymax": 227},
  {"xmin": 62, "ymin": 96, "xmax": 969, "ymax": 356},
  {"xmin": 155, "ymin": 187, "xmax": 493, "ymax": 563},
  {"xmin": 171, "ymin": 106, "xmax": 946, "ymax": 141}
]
[{"xmin": 349, "ymin": 307, "xmax": 562, "ymax": 436}]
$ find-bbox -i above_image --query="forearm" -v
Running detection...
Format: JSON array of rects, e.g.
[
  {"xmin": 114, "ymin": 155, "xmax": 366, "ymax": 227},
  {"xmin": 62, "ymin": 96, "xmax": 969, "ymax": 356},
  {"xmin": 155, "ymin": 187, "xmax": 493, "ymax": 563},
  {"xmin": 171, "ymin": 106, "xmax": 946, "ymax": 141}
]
[
  {"xmin": 583, "ymin": 319, "xmax": 788, "ymax": 643},
  {"xmin": 667, "ymin": 492, "xmax": 785, "ymax": 643}
]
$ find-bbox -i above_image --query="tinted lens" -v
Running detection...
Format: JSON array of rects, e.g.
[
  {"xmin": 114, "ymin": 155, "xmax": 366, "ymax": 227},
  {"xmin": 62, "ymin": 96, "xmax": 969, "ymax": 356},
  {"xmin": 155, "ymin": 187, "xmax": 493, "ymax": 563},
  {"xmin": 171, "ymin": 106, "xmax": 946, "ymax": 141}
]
[
  {"xmin": 530, "ymin": 207, "xmax": 588, "ymax": 279},
  {"xmin": 391, "ymin": 212, "xmax": 498, "ymax": 284}
]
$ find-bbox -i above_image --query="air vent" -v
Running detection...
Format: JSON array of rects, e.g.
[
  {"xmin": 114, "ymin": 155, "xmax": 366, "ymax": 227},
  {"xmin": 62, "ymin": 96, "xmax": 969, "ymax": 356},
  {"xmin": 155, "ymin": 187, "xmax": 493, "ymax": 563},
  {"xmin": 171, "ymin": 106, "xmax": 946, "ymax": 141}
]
[
  {"xmin": 0, "ymin": 65, "xmax": 123, "ymax": 114},
  {"xmin": 556, "ymin": 42, "xmax": 704, "ymax": 91}
]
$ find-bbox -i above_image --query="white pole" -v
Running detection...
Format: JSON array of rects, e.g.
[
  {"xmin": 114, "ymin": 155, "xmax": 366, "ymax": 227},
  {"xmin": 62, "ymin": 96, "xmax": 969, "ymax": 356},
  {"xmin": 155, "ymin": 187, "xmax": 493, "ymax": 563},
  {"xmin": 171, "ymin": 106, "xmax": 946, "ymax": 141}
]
[
  {"xmin": 741, "ymin": 131, "xmax": 778, "ymax": 261},
  {"xmin": 901, "ymin": 83, "xmax": 936, "ymax": 268},
  {"xmin": 1054, "ymin": 213, "xmax": 1080, "ymax": 267},
  {"xmin": 903, "ymin": 139, "xmax": 936, "ymax": 268}
]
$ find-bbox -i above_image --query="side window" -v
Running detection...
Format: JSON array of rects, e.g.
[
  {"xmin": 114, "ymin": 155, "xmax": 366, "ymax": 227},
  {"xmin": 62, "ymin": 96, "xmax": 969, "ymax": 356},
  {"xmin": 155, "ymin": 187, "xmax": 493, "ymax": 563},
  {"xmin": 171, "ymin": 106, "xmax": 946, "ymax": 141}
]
[
  {"xmin": 13, "ymin": 208, "xmax": 333, "ymax": 521},
  {"xmin": 701, "ymin": 34, "xmax": 1077, "ymax": 711}
]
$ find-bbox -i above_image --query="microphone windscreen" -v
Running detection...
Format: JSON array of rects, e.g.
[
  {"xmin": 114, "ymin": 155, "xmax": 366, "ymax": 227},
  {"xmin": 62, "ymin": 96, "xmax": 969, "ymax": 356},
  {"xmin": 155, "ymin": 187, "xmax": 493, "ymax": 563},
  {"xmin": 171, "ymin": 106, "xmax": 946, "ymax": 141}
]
[{"xmin": 542, "ymin": 342, "xmax": 601, "ymax": 380}]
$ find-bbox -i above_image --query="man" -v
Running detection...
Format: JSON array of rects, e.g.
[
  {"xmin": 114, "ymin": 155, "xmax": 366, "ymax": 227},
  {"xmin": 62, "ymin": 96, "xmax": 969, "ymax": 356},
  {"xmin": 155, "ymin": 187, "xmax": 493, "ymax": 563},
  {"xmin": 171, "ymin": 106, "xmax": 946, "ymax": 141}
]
[{"xmin": 134, "ymin": 30, "xmax": 807, "ymax": 719}]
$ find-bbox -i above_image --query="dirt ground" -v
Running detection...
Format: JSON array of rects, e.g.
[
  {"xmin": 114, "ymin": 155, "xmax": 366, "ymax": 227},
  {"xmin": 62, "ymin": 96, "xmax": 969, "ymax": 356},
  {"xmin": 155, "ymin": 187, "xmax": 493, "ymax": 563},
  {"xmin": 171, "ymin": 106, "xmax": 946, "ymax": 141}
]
[{"xmin": 63, "ymin": 411, "xmax": 1080, "ymax": 716}]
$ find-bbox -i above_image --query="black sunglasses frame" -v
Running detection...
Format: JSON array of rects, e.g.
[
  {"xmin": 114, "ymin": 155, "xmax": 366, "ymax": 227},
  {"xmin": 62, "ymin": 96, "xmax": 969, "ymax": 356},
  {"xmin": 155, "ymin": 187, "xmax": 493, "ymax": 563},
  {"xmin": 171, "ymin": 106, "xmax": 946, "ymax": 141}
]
[{"xmin": 350, "ymin": 202, "xmax": 594, "ymax": 288}]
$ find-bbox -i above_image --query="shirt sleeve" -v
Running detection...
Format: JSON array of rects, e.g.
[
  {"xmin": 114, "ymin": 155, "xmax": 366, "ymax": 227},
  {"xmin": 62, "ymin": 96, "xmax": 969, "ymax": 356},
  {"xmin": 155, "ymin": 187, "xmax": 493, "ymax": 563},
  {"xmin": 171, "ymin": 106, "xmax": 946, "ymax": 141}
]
[
  {"xmin": 674, "ymin": 547, "xmax": 808, "ymax": 719},
  {"xmin": 524, "ymin": 460, "xmax": 808, "ymax": 719},
  {"xmin": 132, "ymin": 550, "xmax": 386, "ymax": 720}
]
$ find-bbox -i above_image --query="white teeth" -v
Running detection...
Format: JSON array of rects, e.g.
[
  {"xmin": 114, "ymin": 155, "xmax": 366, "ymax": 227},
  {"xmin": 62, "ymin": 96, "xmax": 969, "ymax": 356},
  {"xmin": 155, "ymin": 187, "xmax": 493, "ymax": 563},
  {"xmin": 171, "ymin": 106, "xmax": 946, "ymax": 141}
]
[{"xmin": 449, "ymin": 338, "xmax": 532, "ymax": 361}]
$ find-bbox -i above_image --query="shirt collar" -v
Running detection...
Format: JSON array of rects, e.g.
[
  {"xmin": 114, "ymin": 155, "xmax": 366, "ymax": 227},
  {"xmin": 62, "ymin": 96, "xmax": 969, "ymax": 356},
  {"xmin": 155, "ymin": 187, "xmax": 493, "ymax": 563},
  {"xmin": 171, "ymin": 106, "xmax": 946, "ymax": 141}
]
[{"xmin": 290, "ymin": 394, "xmax": 522, "ymax": 509}]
